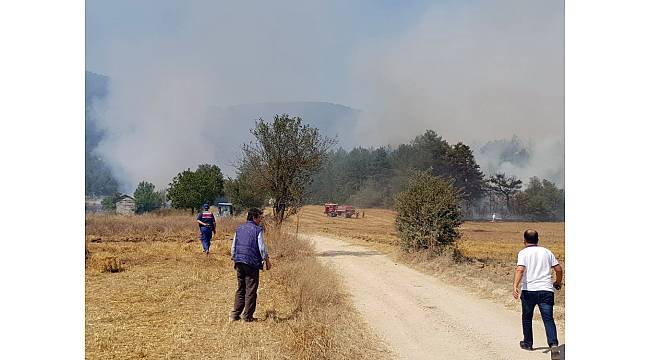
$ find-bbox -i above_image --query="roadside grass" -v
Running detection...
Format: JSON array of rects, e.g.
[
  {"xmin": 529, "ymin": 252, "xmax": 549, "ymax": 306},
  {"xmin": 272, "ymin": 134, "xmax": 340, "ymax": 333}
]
[
  {"xmin": 85, "ymin": 212, "xmax": 390, "ymax": 359},
  {"xmin": 285, "ymin": 205, "xmax": 565, "ymax": 324}
]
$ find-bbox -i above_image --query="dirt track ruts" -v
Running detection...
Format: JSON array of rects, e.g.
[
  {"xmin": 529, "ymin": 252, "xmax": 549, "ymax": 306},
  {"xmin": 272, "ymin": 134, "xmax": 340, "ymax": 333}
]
[{"xmin": 310, "ymin": 234, "xmax": 565, "ymax": 360}]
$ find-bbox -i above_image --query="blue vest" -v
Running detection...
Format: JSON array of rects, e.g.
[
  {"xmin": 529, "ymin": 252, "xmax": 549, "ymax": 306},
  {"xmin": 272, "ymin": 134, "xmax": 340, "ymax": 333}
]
[
  {"xmin": 233, "ymin": 221, "xmax": 263, "ymax": 269},
  {"xmin": 198, "ymin": 211, "xmax": 215, "ymax": 228}
]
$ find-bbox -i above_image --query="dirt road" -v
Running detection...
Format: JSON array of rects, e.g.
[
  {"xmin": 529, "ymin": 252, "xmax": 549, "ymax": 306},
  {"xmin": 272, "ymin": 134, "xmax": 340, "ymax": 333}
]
[{"xmin": 310, "ymin": 234, "xmax": 565, "ymax": 360}]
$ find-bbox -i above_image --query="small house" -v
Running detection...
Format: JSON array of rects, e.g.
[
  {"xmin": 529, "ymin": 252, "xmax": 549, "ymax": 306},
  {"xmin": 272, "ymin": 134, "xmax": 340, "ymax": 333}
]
[
  {"xmin": 116, "ymin": 195, "xmax": 136, "ymax": 215},
  {"xmin": 217, "ymin": 202, "xmax": 234, "ymax": 216}
]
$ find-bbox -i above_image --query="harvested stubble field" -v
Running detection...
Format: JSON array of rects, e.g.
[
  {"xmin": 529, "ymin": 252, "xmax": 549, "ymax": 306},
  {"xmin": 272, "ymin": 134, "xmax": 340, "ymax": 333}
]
[
  {"xmin": 85, "ymin": 209, "xmax": 390, "ymax": 360},
  {"xmin": 286, "ymin": 205, "xmax": 565, "ymax": 323}
]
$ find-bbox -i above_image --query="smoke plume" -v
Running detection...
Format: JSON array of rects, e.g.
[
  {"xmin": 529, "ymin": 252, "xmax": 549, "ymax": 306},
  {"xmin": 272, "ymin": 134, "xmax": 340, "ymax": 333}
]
[
  {"xmin": 87, "ymin": 0, "xmax": 564, "ymax": 191},
  {"xmin": 87, "ymin": 0, "xmax": 360, "ymax": 191},
  {"xmin": 348, "ymin": 0, "xmax": 564, "ymax": 185}
]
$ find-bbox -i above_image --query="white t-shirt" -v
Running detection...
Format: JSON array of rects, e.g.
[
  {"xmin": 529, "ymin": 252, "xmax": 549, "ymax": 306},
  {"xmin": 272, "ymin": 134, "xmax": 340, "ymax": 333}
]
[{"xmin": 517, "ymin": 245, "xmax": 559, "ymax": 292}]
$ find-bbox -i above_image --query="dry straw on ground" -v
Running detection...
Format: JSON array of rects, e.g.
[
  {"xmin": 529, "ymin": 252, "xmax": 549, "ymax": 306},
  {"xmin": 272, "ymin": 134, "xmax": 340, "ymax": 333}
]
[
  {"xmin": 88, "ymin": 255, "xmax": 124, "ymax": 273},
  {"xmin": 86, "ymin": 210, "xmax": 390, "ymax": 360}
]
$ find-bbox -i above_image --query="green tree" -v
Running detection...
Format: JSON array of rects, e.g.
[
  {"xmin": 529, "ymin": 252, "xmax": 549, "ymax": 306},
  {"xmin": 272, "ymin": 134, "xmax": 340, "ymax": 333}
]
[
  {"xmin": 133, "ymin": 181, "xmax": 163, "ymax": 213},
  {"xmin": 516, "ymin": 177, "xmax": 565, "ymax": 221},
  {"xmin": 394, "ymin": 171, "xmax": 463, "ymax": 251},
  {"xmin": 486, "ymin": 173, "xmax": 523, "ymax": 213},
  {"xmin": 410, "ymin": 130, "xmax": 450, "ymax": 173},
  {"xmin": 167, "ymin": 168, "xmax": 196, "ymax": 212},
  {"xmin": 167, "ymin": 164, "xmax": 224, "ymax": 213},
  {"xmin": 224, "ymin": 170, "xmax": 266, "ymax": 215},
  {"xmin": 240, "ymin": 114, "xmax": 335, "ymax": 225},
  {"xmin": 306, "ymin": 130, "xmax": 495, "ymax": 211},
  {"xmin": 444, "ymin": 142, "xmax": 485, "ymax": 204},
  {"xmin": 101, "ymin": 192, "xmax": 122, "ymax": 211}
]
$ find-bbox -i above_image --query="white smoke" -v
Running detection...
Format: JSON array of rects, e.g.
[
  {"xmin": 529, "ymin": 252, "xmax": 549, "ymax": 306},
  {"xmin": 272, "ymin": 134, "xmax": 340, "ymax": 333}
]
[
  {"xmin": 88, "ymin": 0, "xmax": 359, "ymax": 191},
  {"xmin": 348, "ymin": 0, "xmax": 564, "ymax": 186},
  {"xmin": 92, "ymin": 69, "xmax": 215, "ymax": 191},
  {"xmin": 87, "ymin": 0, "xmax": 564, "ymax": 191},
  {"xmin": 474, "ymin": 136, "xmax": 565, "ymax": 187}
]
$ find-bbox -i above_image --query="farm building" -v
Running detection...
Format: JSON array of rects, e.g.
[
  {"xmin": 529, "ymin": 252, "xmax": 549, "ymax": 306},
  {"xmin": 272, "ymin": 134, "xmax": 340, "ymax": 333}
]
[{"xmin": 116, "ymin": 195, "xmax": 136, "ymax": 215}]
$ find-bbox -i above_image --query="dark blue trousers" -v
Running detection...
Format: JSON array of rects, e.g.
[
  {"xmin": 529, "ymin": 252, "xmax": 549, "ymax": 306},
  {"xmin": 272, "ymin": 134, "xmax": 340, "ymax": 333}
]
[
  {"xmin": 200, "ymin": 227, "xmax": 213, "ymax": 252},
  {"xmin": 521, "ymin": 290, "xmax": 559, "ymax": 347}
]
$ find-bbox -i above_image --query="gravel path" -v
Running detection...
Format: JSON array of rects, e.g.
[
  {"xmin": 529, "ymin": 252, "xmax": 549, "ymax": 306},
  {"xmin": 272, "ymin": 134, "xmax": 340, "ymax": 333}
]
[{"xmin": 310, "ymin": 234, "xmax": 565, "ymax": 360}]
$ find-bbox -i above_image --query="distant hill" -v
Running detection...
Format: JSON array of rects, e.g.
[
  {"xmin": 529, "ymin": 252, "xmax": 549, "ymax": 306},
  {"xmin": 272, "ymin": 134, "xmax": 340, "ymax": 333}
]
[
  {"xmin": 85, "ymin": 70, "xmax": 361, "ymax": 187},
  {"xmin": 212, "ymin": 101, "xmax": 359, "ymax": 146},
  {"xmin": 208, "ymin": 102, "xmax": 360, "ymax": 173}
]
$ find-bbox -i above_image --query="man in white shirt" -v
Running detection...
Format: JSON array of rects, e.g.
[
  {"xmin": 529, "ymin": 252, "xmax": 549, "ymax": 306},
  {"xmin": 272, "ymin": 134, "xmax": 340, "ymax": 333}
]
[{"xmin": 512, "ymin": 229, "xmax": 563, "ymax": 352}]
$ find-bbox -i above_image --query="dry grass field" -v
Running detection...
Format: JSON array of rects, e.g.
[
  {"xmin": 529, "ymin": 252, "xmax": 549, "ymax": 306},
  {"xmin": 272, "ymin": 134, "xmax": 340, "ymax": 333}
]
[
  {"xmin": 286, "ymin": 205, "xmax": 565, "ymax": 323},
  {"xmin": 85, "ymin": 209, "xmax": 390, "ymax": 360},
  {"xmin": 288, "ymin": 206, "xmax": 564, "ymax": 262}
]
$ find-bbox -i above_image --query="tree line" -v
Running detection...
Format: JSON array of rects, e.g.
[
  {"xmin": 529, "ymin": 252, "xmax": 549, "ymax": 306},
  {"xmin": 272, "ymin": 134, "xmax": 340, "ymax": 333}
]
[
  {"xmin": 305, "ymin": 131, "xmax": 563, "ymax": 221},
  {"xmin": 306, "ymin": 130, "xmax": 485, "ymax": 208},
  {"xmin": 97, "ymin": 114, "xmax": 563, "ymax": 222},
  {"xmin": 100, "ymin": 164, "xmax": 225, "ymax": 215}
]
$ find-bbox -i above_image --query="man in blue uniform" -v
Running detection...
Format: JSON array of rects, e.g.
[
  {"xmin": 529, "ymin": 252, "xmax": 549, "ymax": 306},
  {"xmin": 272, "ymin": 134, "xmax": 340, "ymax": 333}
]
[
  {"xmin": 197, "ymin": 203, "xmax": 216, "ymax": 254},
  {"xmin": 230, "ymin": 208, "xmax": 271, "ymax": 322}
]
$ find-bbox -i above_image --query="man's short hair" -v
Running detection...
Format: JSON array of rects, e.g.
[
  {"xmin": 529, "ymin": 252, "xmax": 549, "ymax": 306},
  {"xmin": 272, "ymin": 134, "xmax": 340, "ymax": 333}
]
[
  {"xmin": 247, "ymin": 208, "xmax": 263, "ymax": 221},
  {"xmin": 523, "ymin": 229, "xmax": 539, "ymax": 244}
]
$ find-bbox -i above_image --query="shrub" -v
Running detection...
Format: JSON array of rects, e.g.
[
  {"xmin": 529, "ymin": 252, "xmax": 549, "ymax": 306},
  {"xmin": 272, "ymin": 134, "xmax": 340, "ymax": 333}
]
[
  {"xmin": 101, "ymin": 192, "xmax": 122, "ymax": 212},
  {"xmin": 394, "ymin": 171, "xmax": 463, "ymax": 251}
]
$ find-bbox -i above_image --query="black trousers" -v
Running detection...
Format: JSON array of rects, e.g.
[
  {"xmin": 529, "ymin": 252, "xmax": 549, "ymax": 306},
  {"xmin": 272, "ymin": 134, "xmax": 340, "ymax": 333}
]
[{"xmin": 231, "ymin": 262, "xmax": 260, "ymax": 320}]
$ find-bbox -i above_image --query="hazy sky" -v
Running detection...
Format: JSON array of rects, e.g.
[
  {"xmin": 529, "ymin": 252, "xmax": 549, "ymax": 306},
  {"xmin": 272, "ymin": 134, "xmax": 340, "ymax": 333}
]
[
  {"xmin": 86, "ymin": 0, "xmax": 432, "ymax": 108},
  {"xmin": 86, "ymin": 0, "xmax": 564, "ymax": 190}
]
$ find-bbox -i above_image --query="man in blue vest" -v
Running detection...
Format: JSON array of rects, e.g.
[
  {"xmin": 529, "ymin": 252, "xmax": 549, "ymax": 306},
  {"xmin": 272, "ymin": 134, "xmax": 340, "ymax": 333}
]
[
  {"xmin": 230, "ymin": 208, "xmax": 271, "ymax": 322},
  {"xmin": 197, "ymin": 203, "xmax": 216, "ymax": 254}
]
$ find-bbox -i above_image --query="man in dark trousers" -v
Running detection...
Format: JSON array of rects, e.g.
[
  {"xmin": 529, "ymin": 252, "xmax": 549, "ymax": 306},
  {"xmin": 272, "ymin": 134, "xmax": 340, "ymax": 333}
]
[
  {"xmin": 512, "ymin": 229, "xmax": 563, "ymax": 356},
  {"xmin": 196, "ymin": 203, "xmax": 216, "ymax": 254},
  {"xmin": 230, "ymin": 208, "xmax": 271, "ymax": 322}
]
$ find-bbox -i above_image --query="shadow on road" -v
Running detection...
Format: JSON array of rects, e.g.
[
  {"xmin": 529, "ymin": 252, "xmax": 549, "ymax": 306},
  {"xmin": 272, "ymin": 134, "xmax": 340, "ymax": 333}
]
[{"xmin": 317, "ymin": 250, "xmax": 381, "ymax": 257}]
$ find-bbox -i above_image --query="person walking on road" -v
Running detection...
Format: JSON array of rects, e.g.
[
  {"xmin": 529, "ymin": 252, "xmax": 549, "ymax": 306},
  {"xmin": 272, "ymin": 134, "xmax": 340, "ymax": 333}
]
[
  {"xmin": 230, "ymin": 208, "xmax": 271, "ymax": 322},
  {"xmin": 197, "ymin": 203, "xmax": 216, "ymax": 254},
  {"xmin": 512, "ymin": 229, "xmax": 563, "ymax": 353}
]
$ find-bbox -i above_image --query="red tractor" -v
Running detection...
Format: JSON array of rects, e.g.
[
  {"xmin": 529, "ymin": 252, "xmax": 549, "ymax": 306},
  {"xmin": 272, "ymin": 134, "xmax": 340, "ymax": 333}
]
[{"xmin": 324, "ymin": 203, "xmax": 358, "ymax": 218}]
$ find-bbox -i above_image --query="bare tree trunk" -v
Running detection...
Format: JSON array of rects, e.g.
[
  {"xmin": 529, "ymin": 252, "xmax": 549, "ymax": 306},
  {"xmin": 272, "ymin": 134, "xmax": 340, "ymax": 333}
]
[{"xmin": 273, "ymin": 202, "xmax": 286, "ymax": 227}]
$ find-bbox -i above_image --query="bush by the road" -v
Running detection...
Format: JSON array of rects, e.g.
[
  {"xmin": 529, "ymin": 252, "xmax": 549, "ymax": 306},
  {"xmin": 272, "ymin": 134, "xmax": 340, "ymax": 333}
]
[{"xmin": 394, "ymin": 171, "xmax": 463, "ymax": 251}]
